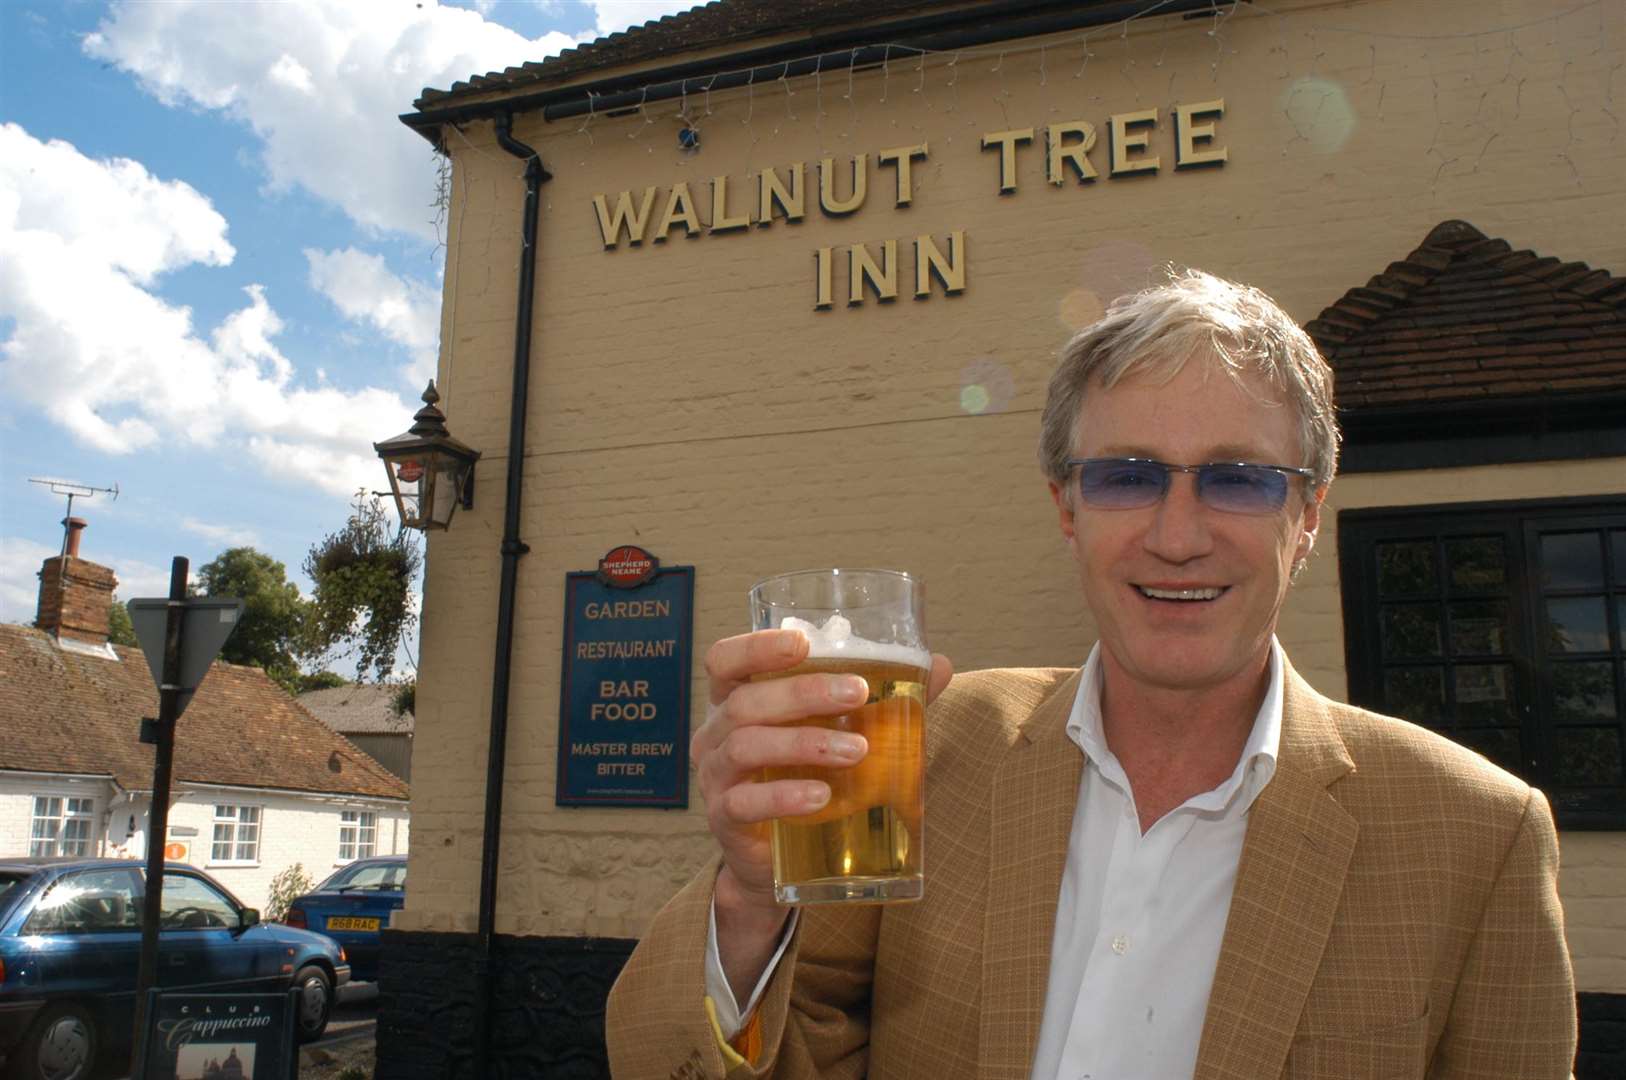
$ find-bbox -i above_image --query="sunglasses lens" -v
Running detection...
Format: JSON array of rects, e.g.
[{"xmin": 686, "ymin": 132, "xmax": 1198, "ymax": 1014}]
[
  {"xmin": 1078, "ymin": 460, "xmax": 1166, "ymax": 508},
  {"xmin": 1199, "ymin": 465, "xmax": 1289, "ymax": 513}
]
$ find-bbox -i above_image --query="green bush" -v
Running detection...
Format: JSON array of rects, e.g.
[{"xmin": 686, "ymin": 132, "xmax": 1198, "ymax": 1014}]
[{"xmin": 265, "ymin": 863, "xmax": 315, "ymax": 923}]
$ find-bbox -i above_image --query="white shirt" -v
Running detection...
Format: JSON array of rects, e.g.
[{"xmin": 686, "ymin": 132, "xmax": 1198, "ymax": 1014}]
[{"xmin": 707, "ymin": 641, "xmax": 1285, "ymax": 1080}]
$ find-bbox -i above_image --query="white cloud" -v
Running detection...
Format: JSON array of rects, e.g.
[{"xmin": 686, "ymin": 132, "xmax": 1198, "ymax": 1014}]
[
  {"xmin": 0, "ymin": 537, "xmax": 56, "ymax": 623},
  {"xmin": 0, "ymin": 124, "xmax": 412, "ymax": 498},
  {"xmin": 588, "ymin": 1, "xmax": 704, "ymax": 37},
  {"xmin": 306, "ymin": 247, "xmax": 441, "ymax": 386},
  {"xmin": 0, "ymin": 535, "xmax": 174, "ymax": 624},
  {"xmin": 181, "ymin": 518, "xmax": 261, "ymax": 548},
  {"xmin": 83, "ymin": 0, "xmax": 582, "ymax": 241}
]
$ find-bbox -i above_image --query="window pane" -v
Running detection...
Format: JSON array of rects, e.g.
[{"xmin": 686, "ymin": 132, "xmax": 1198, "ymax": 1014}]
[
  {"xmin": 1551, "ymin": 661, "xmax": 1617, "ymax": 724},
  {"xmin": 1377, "ymin": 541, "xmax": 1437, "ymax": 596},
  {"xmin": 1382, "ymin": 605, "xmax": 1442, "ymax": 659},
  {"xmin": 1553, "ymin": 727, "xmax": 1625, "ymax": 787},
  {"xmin": 1541, "ymin": 531, "xmax": 1605, "ymax": 590},
  {"xmin": 160, "ymin": 875, "xmax": 238, "ymax": 929},
  {"xmin": 1446, "ymin": 536, "xmax": 1507, "ymax": 591},
  {"xmin": 1455, "ymin": 664, "xmax": 1517, "ymax": 725},
  {"xmin": 1546, "ymin": 597, "xmax": 1610, "ymax": 653},
  {"xmin": 1617, "ymin": 597, "xmax": 1625, "ymax": 652},
  {"xmin": 1449, "ymin": 601, "xmax": 1509, "ymax": 655},
  {"xmin": 1453, "ymin": 728, "xmax": 1524, "ymax": 776},
  {"xmin": 1612, "ymin": 530, "xmax": 1626, "ymax": 580},
  {"xmin": 1385, "ymin": 666, "xmax": 1445, "ymax": 727}
]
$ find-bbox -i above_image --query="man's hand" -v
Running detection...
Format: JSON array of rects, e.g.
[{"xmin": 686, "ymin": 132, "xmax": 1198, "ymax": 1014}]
[{"xmin": 692, "ymin": 628, "xmax": 952, "ymax": 1001}]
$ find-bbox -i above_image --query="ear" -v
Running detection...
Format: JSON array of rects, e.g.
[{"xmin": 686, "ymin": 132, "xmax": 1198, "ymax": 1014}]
[
  {"xmin": 1049, "ymin": 480, "xmax": 1078, "ymax": 545},
  {"xmin": 1295, "ymin": 485, "xmax": 1326, "ymax": 564}
]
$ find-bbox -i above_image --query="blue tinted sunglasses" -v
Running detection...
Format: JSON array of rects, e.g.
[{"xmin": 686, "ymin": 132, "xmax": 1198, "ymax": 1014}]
[{"xmin": 1067, "ymin": 457, "xmax": 1316, "ymax": 515}]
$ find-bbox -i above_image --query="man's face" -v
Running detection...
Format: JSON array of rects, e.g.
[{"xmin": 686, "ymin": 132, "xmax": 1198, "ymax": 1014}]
[{"xmin": 1048, "ymin": 358, "xmax": 1323, "ymax": 696}]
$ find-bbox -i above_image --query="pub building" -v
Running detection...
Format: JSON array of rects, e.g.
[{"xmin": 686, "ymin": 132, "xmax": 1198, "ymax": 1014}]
[{"xmin": 379, "ymin": 1, "xmax": 1625, "ymax": 1075}]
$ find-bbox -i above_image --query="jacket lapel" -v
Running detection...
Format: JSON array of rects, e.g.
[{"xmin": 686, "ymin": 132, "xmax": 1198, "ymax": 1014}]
[
  {"xmin": 1193, "ymin": 666, "xmax": 1358, "ymax": 1080},
  {"xmin": 979, "ymin": 668, "xmax": 1085, "ymax": 1080}
]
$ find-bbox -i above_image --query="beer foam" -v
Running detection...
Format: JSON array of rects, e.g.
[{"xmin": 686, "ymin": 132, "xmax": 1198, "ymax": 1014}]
[{"xmin": 781, "ymin": 614, "xmax": 931, "ymax": 671}]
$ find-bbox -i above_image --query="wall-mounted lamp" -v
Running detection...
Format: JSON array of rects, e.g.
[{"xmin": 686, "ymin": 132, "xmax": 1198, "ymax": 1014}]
[{"xmin": 373, "ymin": 381, "xmax": 482, "ymax": 531}]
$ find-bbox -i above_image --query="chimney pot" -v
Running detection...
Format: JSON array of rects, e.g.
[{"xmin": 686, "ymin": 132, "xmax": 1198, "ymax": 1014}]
[{"xmin": 64, "ymin": 517, "xmax": 88, "ymax": 559}]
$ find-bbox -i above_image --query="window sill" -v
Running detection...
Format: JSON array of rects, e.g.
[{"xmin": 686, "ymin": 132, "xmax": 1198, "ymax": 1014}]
[{"xmin": 205, "ymin": 861, "xmax": 261, "ymax": 869}]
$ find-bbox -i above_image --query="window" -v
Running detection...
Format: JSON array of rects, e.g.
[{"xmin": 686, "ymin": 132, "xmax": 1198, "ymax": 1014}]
[
  {"xmin": 210, "ymin": 805, "xmax": 261, "ymax": 863},
  {"xmin": 159, "ymin": 873, "xmax": 240, "ymax": 930},
  {"xmin": 338, "ymin": 810, "xmax": 377, "ymax": 861},
  {"xmin": 1340, "ymin": 497, "xmax": 1626, "ymax": 827},
  {"xmin": 29, "ymin": 796, "xmax": 96, "ymax": 856},
  {"xmin": 21, "ymin": 867, "xmax": 142, "ymax": 934}
]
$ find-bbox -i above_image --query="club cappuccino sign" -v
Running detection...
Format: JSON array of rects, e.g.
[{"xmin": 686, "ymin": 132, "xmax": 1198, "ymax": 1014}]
[{"xmin": 592, "ymin": 100, "xmax": 1227, "ymax": 309}]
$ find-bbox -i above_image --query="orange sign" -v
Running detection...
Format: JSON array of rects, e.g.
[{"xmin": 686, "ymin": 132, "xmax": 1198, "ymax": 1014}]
[{"xmin": 163, "ymin": 841, "xmax": 189, "ymax": 861}]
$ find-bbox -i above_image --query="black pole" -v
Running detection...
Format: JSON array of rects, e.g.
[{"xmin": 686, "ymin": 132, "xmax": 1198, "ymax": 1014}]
[
  {"xmin": 131, "ymin": 556, "xmax": 188, "ymax": 1066},
  {"xmin": 470, "ymin": 112, "xmax": 548, "ymax": 1078}
]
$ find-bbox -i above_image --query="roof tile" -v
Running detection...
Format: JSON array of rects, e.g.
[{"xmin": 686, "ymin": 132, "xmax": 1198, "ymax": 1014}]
[
  {"xmin": 1306, "ymin": 220, "xmax": 1626, "ymax": 412},
  {"xmin": 0, "ymin": 625, "xmax": 406, "ymax": 800}
]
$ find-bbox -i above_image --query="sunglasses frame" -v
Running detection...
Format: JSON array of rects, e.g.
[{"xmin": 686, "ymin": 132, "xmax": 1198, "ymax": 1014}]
[{"xmin": 1065, "ymin": 457, "xmax": 1317, "ymax": 515}]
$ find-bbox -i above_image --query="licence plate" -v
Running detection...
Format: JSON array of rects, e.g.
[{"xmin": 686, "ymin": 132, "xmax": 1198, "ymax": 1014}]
[{"xmin": 326, "ymin": 916, "xmax": 380, "ymax": 931}]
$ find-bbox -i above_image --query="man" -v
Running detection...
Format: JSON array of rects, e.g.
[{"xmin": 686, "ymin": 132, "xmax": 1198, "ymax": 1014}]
[{"xmin": 607, "ymin": 270, "xmax": 1576, "ymax": 1079}]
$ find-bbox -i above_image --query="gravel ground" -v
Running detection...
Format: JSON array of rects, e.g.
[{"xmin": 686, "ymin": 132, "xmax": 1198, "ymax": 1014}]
[{"xmin": 300, "ymin": 1034, "xmax": 376, "ymax": 1079}]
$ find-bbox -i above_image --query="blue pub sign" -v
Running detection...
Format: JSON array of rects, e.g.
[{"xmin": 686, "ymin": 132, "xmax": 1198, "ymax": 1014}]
[{"xmin": 556, "ymin": 546, "xmax": 693, "ymax": 807}]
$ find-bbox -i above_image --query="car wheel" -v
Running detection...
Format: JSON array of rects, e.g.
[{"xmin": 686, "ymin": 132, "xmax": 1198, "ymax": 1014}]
[
  {"xmin": 293, "ymin": 964, "xmax": 334, "ymax": 1043},
  {"xmin": 13, "ymin": 1002, "xmax": 98, "ymax": 1080}
]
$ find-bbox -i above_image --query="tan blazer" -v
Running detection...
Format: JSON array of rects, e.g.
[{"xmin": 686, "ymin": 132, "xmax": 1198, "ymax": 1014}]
[{"xmin": 607, "ymin": 663, "xmax": 1576, "ymax": 1079}]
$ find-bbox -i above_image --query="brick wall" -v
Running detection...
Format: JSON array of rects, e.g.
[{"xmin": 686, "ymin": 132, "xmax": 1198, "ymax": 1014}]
[
  {"xmin": 0, "ymin": 774, "xmax": 118, "ymax": 856},
  {"xmin": 129, "ymin": 789, "xmax": 410, "ymax": 911},
  {"xmin": 34, "ymin": 556, "xmax": 116, "ymax": 644}
]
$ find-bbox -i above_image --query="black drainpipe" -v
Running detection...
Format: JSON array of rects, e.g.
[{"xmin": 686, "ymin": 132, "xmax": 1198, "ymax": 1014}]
[{"xmin": 473, "ymin": 110, "xmax": 549, "ymax": 1078}]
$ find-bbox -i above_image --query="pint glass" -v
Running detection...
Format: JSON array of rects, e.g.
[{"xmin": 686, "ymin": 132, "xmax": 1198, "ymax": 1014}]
[{"xmin": 749, "ymin": 569, "xmax": 928, "ymax": 905}]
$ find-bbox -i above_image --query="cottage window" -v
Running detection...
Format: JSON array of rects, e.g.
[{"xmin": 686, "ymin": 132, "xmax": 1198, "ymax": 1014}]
[
  {"xmin": 339, "ymin": 810, "xmax": 377, "ymax": 861},
  {"xmin": 210, "ymin": 804, "xmax": 261, "ymax": 863},
  {"xmin": 29, "ymin": 796, "xmax": 96, "ymax": 856},
  {"xmin": 1340, "ymin": 497, "xmax": 1626, "ymax": 828}
]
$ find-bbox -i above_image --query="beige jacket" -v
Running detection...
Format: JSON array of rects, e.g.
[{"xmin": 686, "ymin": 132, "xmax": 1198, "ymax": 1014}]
[{"xmin": 607, "ymin": 663, "xmax": 1576, "ymax": 1079}]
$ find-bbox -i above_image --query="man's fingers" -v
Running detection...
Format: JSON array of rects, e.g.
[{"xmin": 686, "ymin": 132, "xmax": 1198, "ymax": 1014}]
[
  {"xmin": 713, "ymin": 777, "xmax": 831, "ymax": 826},
  {"xmin": 926, "ymin": 653, "xmax": 954, "ymax": 703},
  {"xmin": 706, "ymin": 726, "xmax": 867, "ymax": 785},
  {"xmin": 705, "ymin": 629, "xmax": 809, "ymax": 703}
]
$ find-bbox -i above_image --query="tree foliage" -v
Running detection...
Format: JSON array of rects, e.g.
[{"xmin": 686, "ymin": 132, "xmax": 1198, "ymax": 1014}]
[
  {"xmin": 303, "ymin": 493, "xmax": 421, "ymax": 682},
  {"xmin": 107, "ymin": 594, "xmax": 137, "ymax": 647},
  {"xmin": 391, "ymin": 680, "xmax": 415, "ymax": 719},
  {"xmin": 197, "ymin": 547, "xmax": 310, "ymax": 692}
]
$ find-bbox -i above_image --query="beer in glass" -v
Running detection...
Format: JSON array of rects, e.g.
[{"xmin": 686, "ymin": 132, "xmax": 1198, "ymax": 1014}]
[{"xmin": 749, "ymin": 569, "xmax": 928, "ymax": 905}]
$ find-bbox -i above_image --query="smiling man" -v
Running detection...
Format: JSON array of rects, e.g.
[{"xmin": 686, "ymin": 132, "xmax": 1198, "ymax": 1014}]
[{"xmin": 608, "ymin": 270, "xmax": 1577, "ymax": 1079}]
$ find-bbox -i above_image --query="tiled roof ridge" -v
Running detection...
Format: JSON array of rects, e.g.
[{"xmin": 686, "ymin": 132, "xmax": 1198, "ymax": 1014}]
[{"xmin": 1306, "ymin": 219, "xmax": 1626, "ymax": 347}]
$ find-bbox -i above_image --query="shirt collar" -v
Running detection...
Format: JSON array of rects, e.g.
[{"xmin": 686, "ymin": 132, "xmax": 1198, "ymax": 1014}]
[{"xmin": 1065, "ymin": 639, "xmax": 1284, "ymax": 816}]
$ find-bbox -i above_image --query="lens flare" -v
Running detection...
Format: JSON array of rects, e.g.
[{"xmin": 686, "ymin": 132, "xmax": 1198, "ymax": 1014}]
[{"xmin": 1279, "ymin": 77, "xmax": 1357, "ymax": 154}]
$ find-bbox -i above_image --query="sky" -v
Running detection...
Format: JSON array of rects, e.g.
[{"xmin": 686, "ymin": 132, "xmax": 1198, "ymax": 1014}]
[{"xmin": 0, "ymin": 0, "xmax": 701, "ymax": 671}]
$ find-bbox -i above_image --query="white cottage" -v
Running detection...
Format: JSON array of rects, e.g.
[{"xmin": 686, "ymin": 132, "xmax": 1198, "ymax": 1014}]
[{"xmin": 0, "ymin": 520, "xmax": 409, "ymax": 912}]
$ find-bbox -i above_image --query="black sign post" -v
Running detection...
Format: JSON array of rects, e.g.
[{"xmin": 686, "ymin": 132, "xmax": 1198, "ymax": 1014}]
[
  {"xmin": 126, "ymin": 561, "xmax": 243, "ymax": 1059},
  {"xmin": 557, "ymin": 546, "xmax": 694, "ymax": 807}
]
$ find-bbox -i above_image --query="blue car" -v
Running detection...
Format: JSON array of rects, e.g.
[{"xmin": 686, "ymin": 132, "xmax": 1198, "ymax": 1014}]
[
  {"xmin": 283, "ymin": 856, "xmax": 404, "ymax": 983},
  {"xmin": 0, "ymin": 857, "xmax": 350, "ymax": 1080}
]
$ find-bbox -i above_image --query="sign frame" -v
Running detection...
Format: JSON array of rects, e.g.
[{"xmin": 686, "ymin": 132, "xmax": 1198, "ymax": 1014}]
[
  {"xmin": 132, "ymin": 988, "xmax": 299, "ymax": 1080},
  {"xmin": 556, "ymin": 553, "xmax": 694, "ymax": 809}
]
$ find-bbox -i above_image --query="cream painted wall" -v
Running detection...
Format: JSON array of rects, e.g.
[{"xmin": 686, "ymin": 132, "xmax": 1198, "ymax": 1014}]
[{"xmin": 403, "ymin": 0, "xmax": 1626, "ymax": 978}]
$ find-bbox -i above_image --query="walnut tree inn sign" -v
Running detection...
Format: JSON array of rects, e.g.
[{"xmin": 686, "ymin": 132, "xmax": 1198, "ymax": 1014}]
[
  {"xmin": 591, "ymin": 100, "xmax": 1227, "ymax": 309},
  {"xmin": 556, "ymin": 546, "xmax": 694, "ymax": 808}
]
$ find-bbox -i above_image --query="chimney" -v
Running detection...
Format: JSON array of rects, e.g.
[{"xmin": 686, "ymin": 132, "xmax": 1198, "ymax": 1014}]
[{"xmin": 36, "ymin": 517, "xmax": 119, "ymax": 644}]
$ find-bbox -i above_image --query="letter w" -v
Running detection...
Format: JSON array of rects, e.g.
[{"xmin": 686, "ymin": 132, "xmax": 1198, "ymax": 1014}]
[{"xmin": 593, "ymin": 188, "xmax": 658, "ymax": 248}]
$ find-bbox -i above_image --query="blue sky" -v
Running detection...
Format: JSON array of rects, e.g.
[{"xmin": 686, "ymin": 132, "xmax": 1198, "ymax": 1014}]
[{"xmin": 0, "ymin": 1, "xmax": 699, "ymax": 672}]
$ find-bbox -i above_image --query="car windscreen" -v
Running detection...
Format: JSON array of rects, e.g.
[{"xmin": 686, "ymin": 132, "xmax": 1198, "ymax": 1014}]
[{"xmin": 316, "ymin": 862, "xmax": 406, "ymax": 892}]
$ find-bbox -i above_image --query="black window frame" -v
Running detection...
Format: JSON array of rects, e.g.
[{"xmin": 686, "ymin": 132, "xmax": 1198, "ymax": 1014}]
[{"xmin": 1339, "ymin": 495, "xmax": 1626, "ymax": 829}]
